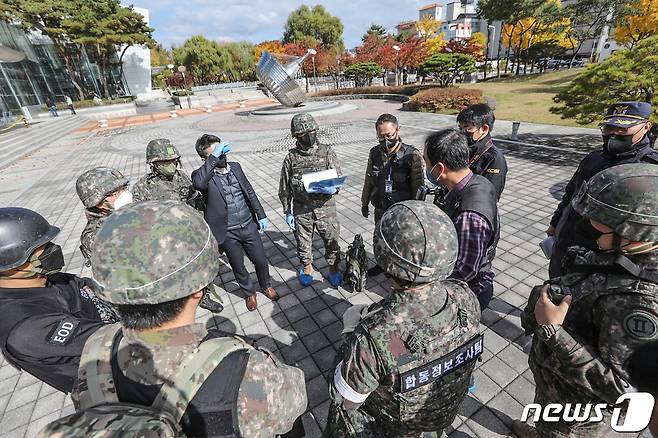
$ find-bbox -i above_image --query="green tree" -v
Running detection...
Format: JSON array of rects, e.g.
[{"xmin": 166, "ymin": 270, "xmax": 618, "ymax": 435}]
[
  {"xmin": 282, "ymin": 5, "xmax": 344, "ymax": 49},
  {"xmin": 344, "ymin": 62, "xmax": 383, "ymax": 87},
  {"xmin": 222, "ymin": 41, "xmax": 256, "ymax": 82},
  {"xmin": 173, "ymin": 35, "xmax": 223, "ymax": 84},
  {"xmin": 0, "ymin": 0, "xmax": 153, "ymax": 99},
  {"xmin": 419, "ymin": 53, "xmax": 476, "ymax": 87},
  {"xmin": 551, "ymin": 35, "xmax": 658, "ymax": 125},
  {"xmin": 151, "ymin": 43, "xmax": 172, "ymax": 67},
  {"xmin": 362, "ymin": 23, "xmax": 387, "ymax": 42},
  {"xmin": 63, "ymin": 0, "xmax": 154, "ymax": 97}
]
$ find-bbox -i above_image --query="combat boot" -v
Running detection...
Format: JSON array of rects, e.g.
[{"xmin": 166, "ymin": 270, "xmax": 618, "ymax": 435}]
[
  {"xmin": 200, "ymin": 293, "xmax": 224, "ymax": 313},
  {"xmin": 511, "ymin": 420, "xmax": 538, "ymax": 438}
]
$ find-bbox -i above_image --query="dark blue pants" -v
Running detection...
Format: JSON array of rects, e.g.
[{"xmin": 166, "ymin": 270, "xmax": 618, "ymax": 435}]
[{"xmin": 222, "ymin": 220, "xmax": 270, "ymax": 296}]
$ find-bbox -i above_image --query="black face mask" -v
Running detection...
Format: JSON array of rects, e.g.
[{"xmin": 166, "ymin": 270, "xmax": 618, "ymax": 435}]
[
  {"xmin": 602, "ymin": 133, "xmax": 642, "ymax": 155},
  {"xmin": 20, "ymin": 243, "xmax": 65, "ymax": 277},
  {"xmin": 465, "ymin": 132, "xmax": 478, "ymax": 146},
  {"xmin": 379, "ymin": 136, "xmax": 398, "ymax": 150},
  {"xmin": 574, "ymin": 220, "xmax": 607, "ymax": 250},
  {"xmin": 216, "ymin": 154, "xmax": 227, "ymax": 168},
  {"xmin": 298, "ymin": 132, "xmax": 317, "ymax": 149}
]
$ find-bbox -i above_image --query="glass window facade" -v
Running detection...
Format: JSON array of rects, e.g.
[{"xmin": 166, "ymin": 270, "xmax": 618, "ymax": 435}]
[{"xmin": 0, "ymin": 22, "xmax": 127, "ymax": 113}]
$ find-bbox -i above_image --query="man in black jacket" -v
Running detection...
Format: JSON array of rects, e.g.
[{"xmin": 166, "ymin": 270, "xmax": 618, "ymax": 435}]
[
  {"xmin": 547, "ymin": 101, "xmax": 658, "ymax": 278},
  {"xmin": 192, "ymin": 134, "xmax": 278, "ymax": 311},
  {"xmin": 0, "ymin": 207, "xmax": 112, "ymax": 393},
  {"xmin": 457, "ymin": 103, "xmax": 507, "ymax": 200}
]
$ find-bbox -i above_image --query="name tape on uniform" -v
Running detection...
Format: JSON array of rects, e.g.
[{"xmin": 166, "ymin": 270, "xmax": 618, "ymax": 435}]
[
  {"xmin": 400, "ymin": 334, "xmax": 483, "ymax": 394},
  {"xmin": 48, "ymin": 319, "xmax": 80, "ymax": 346}
]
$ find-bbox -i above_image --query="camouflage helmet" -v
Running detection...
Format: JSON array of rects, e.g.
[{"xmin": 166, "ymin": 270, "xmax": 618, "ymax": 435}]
[
  {"xmin": 572, "ymin": 163, "xmax": 658, "ymax": 242},
  {"xmin": 374, "ymin": 200, "xmax": 458, "ymax": 283},
  {"xmin": 76, "ymin": 167, "xmax": 128, "ymax": 208},
  {"xmin": 146, "ymin": 138, "xmax": 180, "ymax": 163},
  {"xmin": 91, "ymin": 201, "xmax": 219, "ymax": 305},
  {"xmin": 291, "ymin": 113, "xmax": 319, "ymax": 136}
]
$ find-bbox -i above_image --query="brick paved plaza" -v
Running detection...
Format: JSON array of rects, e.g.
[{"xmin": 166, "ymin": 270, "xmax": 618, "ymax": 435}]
[{"xmin": 0, "ymin": 99, "xmax": 649, "ymax": 437}]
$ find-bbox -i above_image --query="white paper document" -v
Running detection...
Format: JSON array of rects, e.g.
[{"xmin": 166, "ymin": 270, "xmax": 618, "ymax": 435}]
[{"xmin": 301, "ymin": 169, "xmax": 346, "ymax": 193}]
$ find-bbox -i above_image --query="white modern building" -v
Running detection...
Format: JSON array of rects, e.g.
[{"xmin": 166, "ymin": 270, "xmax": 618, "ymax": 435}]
[{"xmin": 120, "ymin": 6, "xmax": 152, "ymax": 100}]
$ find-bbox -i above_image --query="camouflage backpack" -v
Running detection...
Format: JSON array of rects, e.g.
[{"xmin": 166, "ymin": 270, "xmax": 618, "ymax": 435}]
[
  {"xmin": 38, "ymin": 324, "xmax": 249, "ymax": 438},
  {"xmin": 344, "ymin": 234, "xmax": 368, "ymax": 292}
]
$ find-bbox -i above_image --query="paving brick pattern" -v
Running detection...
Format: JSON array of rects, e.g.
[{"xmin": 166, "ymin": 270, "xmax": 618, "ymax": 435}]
[{"xmin": 0, "ymin": 101, "xmax": 650, "ymax": 437}]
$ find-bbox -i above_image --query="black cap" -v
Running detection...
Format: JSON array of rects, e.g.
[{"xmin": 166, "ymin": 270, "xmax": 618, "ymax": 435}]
[{"xmin": 602, "ymin": 101, "xmax": 652, "ymax": 128}]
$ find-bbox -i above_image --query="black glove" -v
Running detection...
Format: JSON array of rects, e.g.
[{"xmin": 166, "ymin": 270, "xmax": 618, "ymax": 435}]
[{"xmin": 361, "ymin": 205, "xmax": 369, "ymax": 218}]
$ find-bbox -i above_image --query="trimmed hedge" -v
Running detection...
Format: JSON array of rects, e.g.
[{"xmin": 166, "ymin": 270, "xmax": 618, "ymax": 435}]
[
  {"xmin": 403, "ymin": 87, "xmax": 483, "ymax": 113},
  {"xmin": 46, "ymin": 97, "xmax": 135, "ymax": 111},
  {"xmin": 313, "ymin": 84, "xmax": 438, "ymax": 98}
]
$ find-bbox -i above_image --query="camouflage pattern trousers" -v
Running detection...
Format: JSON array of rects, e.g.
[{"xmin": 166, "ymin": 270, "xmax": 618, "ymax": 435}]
[
  {"xmin": 531, "ymin": 362, "xmax": 617, "ymax": 437},
  {"xmin": 294, "ymin": 206, "xmax": 341, "ymax": 267}
]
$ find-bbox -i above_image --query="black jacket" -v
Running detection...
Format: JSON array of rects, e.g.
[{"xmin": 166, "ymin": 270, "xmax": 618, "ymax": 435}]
[
  {"xmin": 468, "ymin": 134, "xmax": 507, "ymax": 200},
  {"xmin": 192, "ymin": 158, "xmax": 266, "ymax": 245},
  {"xmin": 0, "ymin": 273, "xmax": 105, "ymax": 393},
  {"xmin": 551, "ymin": 137, "xmax": 658, "ymax": 252}
]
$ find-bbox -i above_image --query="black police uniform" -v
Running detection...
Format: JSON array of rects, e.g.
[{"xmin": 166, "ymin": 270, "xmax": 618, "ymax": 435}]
[
  {"xmin": 0, "ymin": 273, "xmax": 106, "ymax": 392},
  {"xmin": 549, "ymin": 135, "xmax": 658, "ymax": 277},
  {"xmin": 468, "ymin": 134, "xmax": 507, "ymax": 200}
]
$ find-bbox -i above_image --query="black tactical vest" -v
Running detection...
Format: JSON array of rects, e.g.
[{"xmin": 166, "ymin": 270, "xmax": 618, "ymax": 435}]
[
  {"xmin": 370, "ymin": 143, "xmax": 416, "ymax": 211},
  {"xmin": 436, "ymin": 174, "xmax": 500, "ymax": 273},
  {"xmin": 111, "ymin": 330, "xmax": 249, "ymax": 437}
]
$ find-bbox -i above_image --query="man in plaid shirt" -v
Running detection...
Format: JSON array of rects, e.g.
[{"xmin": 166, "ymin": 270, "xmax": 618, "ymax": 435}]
[{"xmin": 424, "ymin": 129, "xmax": 500, "ymax": 311}]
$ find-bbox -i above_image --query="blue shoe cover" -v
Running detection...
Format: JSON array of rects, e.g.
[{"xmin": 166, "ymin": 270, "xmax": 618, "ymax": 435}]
[
  {"xmin": 328, "ymin": 271, "xmax": 343, "ymax": 287},
  {"xmin": 298, "ymin": 267, "xmax": 314, "ymax": 287},
  {"xmin": 468, "ymin": 375, "xmax": 476, "ymax": 394}
]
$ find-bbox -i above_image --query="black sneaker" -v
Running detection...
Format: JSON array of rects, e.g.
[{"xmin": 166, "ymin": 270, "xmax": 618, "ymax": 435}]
[
  {"xmin": 367, "ymin": 265, "xmax": 383, "ymax": 277},
  {"xmin": 200, "ymin": 293, "xmax": 224, "ymax": 313}
]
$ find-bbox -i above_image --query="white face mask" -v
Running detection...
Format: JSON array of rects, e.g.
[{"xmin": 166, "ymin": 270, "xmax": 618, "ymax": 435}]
[{"xmin": 113, "ymin": 191, "xmax": 133, "ymax": 210}]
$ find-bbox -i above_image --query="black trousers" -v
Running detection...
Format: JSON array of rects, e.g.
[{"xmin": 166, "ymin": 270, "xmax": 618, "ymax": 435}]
[{"xmin": 222, "ymin": 219, "xmax": 270, "ymax": 296}]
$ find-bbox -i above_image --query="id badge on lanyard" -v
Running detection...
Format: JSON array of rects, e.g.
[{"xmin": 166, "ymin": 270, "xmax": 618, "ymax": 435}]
[{"xmin": 385, "ymin": 167, "xmax": 393, "ymax": 193}]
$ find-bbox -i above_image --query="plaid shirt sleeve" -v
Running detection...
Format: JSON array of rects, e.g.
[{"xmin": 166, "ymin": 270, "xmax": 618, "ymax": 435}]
[{"xmin": 449, "ymin": 211, "xmax": 492, "ymax": 283}]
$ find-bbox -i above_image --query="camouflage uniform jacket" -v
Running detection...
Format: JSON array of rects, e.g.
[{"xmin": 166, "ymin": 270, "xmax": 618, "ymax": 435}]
[
  {"xmin": 132, "ymin": 170, "xmax": 193, "ymax": 203},
  {"xmin": 72, "ymin": 323, "xmax": 307, "ymax": 437},
  {"xmin": 79, "ymin": 210, "xmax": 108, "ymax": 262},
  {"xmin": 325, "ymin": 280, "xmax": 481, "ymax": 437},
  {"xmin": 279, "ymin": 142, "xmax": 342, "ymax": 215},
  {"xmin": 523, "ymin": 250, "xmax": 658, "ymax": 406}
]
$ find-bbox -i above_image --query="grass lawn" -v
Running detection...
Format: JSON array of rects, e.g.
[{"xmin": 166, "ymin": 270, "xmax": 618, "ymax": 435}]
[{"xmin": 458, "ymin": 69, "xmax": 594, "ymax": 128}]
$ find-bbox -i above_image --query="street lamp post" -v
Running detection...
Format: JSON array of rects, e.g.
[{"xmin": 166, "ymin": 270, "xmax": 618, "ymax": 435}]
[
  {"xmin": 392, "ymin": 44, "xmax": 401, "ymax": 86},
  {"xmin": 307, "ymin": 48, "xmax": 318, "ymax": 93}
]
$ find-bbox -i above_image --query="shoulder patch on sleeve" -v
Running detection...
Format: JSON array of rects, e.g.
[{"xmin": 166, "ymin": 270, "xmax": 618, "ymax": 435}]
[
  {"xmin": 486, "ymin": 168, "xmax": 500, "ymax": 174},
  {"xmin": 47, "ymin": 319, "xmax": 80, "ymax": 346},
  {"xmin": 623, "ymin": 311, "xmax": 658, "ymax": 340}
]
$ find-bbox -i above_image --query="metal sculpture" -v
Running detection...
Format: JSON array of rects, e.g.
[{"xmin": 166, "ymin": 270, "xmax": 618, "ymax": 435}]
[{"xmin": 256, "ymin": 50, "xmax": 313, "ymax": 107}]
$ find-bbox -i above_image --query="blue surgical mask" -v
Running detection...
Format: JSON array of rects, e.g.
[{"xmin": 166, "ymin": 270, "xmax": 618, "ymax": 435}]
[{"xmin": 426, "ymin": 163, "xmax": 441, "ymax": 186}]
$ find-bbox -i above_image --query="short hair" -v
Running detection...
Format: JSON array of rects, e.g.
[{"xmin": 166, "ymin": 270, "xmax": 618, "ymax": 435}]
[
  {"xmin": 115, "ymin": 295, "xmax": 190, "ymax": 330},
  {"xmin": 626, "ymin": 341, "xmax": 658, "ymax": 395},
  {"xmin": 375, "ymin": 113, "xmax": 398, "ymax": 129},
  {"xmin": 195, "ymin": 134, "xmax": 221, "ymax": 158},
  {"xmin": 424, "ymin": 128, "xmax": 469, "ymax": 170},
  {"xmin": 457, "ymin": 103, "xmax": 495, "ymax": 130}
]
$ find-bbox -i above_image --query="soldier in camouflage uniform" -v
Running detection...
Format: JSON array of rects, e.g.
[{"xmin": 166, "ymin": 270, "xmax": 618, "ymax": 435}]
[
  {"xmin": 324, "ymin": 201, "xmax": 482, "ymax": 438},
  {"xmin": 279, "ymin": 113, "xmax": 343, "ymax": 287},
  {"xmin": 132, "ymin": 138, "xmax": 204, "ymax": 210},
  {"xmin": 71, "ymin": 201, "xmax": 307, "ymax": 437},
  {"xmin": 133, "ymin": 138, "xmax": 223, "ymax": 313},
  {"xmin": 76, "ymin": 167, "xmax": 132, "ymax": 266},
  {"xmin": 516, "ymin": 163, "xmax": 658, "ymax": 437}
]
